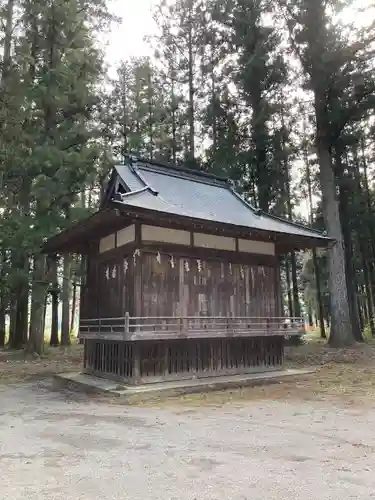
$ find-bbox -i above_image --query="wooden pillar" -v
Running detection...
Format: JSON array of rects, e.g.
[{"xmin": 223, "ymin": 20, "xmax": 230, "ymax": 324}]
[
  {"xmin": 133, "ymin": 342, "xmax": 141, "ymax": 384},
  {"xmin": 133, "ymin": 223, "xmax": 142, "ymax": 319},
  {"xmin": 83, "ymin": 340, "xmax": 87, "ymax": 369}
]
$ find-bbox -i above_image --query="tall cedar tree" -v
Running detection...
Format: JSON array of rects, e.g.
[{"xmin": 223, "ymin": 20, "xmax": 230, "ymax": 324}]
[
  {"xmin": 152, "ymin": 0, "xmax": 208, "ymax": 167},
  {"xmin": 10, "ymin": 0, "xmax": 110, "ymax": 353},
  {"xmin": 280, "ymin": 0, "xmax": 375, "ymax": 345},
  {"xmin": 217, "ymin": 0, "xmax": 288, "ymax": 211}
]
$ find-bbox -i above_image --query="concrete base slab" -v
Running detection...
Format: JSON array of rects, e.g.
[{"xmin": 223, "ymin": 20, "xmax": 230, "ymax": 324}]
[{"xmin": 53, "ymin": 368, "xmax": 317, "ymax": 403}]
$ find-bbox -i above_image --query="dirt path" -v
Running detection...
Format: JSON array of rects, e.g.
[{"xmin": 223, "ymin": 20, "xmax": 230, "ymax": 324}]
[
  {"xmin": 1, "ymin": 342, "xmax": 375, "ymax": 499},
  {"xmin": 1, "ymin": 379, "xmax": 375, "ymax": 500}
]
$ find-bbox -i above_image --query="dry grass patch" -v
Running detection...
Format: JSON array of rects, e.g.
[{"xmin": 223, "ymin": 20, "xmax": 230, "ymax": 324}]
[
  {"xmin": 2, "ymin": 340, "xmax": 375, "ymax": 409},
  {"xmin": 145, "ymin": 342, "xmax": 375, "ymax": 409},
  {"xmin": 0, "ymin": 345, "xmax": 83, "ymax": 384}
]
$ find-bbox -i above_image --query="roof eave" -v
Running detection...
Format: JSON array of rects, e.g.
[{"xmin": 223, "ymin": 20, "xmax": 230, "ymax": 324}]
[
  {"xmin": 109, "ymin": 201, "xmax": 333, "ymax": 249},
  {"xmin": 42, "ymin": 208, "xmax": 126, "ymax": 254}
]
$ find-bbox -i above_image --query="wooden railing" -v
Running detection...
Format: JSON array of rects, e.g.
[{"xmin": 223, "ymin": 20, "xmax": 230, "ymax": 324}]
[{"xmin": 79, "ymin": 315, "xmax": 304, "ymax": 341}]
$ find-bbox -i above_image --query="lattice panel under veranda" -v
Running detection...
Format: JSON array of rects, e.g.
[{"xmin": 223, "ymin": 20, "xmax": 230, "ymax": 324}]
[
  {"xmin": 83, "ymin": 336, "xmax": 283, "ymax": 382},
  {"xmin": 138, "ymin": 337, "xmax": 283, "ymax": 379},
  {"xmin": 84, "ymin": 340, "xmax": 134, "ymax": 379}
]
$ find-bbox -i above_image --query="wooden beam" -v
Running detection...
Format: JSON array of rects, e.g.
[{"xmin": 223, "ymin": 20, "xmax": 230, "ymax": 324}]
[{"xmin": 138, "ymin": 243, "xmax": 278, "ymax": 267}]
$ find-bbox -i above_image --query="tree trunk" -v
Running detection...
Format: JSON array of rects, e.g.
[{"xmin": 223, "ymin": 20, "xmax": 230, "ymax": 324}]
[
  {"xmin": 283, "ymin": 125, "xmax": 301, "ymax": 323},
  {"xmin": 285, "ymin": 257, "xmax": 294, "ymax": 317},
  {"xmin": 361, "ymin": 138, "xmax": 375, "ymax": 300},
  {"xmin": 14, "ymin": 278, "xmax": 29, "ymax": 348},
  {"xmin": 70, "ymin": 281, "xmax": 77, "ymax": 334},
  {"xmin": 49, "ymin": 256, "xmax": 59, "ymax": 346},
  {"xmin": 338, "ymin": 177, "xmax": 363, "ymax": 342},
  {"xmin": 50, "ymin": 291, "xmax": 59, "ymax": 346},
  {"xmin": 290, "ymin": 252, "xmax": 301, "ymax": 318},
  {"xmin": 312, "ymin": 249, "xmax": 326, "ymax": 338},
  {"xmin": 42, "ymin": 292, "xmax": 48, "ymax": 339},
  {"xmin": 0, "ymin": 303, "xmax": 5, "ymax": 347},
  {"xmin": 344, "ymin": 237, "xmax": 363, "ymax": 342},
  {"xmin": 360, "ymin": 249, "xmax": 375, "ymax": 333},
  {"xmin": 351, "ymin": 144, "xmax": 375, "ymax": 334},
  {"xmin": 147, "ymin": 68, "xmax": 154, "ymax": 159},
  {"xmin": 170, "ymin": 66, "xmax": 177, "ymax": 164},
  {"xmin": 289, "ymin": 252, "xmax": 302, "ymax": 344},
  {"xmin": 7, "ymin": 299, "xmax": 16, "ymax": 347},
  {"xmin": 61, "ymin": 254, "xmax": 72, "ymax": 346},
  {"xmin": 187, "ymin": 20, "xmax": 195, "ymax": 163},
  {"xmin": 307, "ymin": 308, "xmax": 313, "ymax": 327},
  {"xmin": 28, "ymin": 255, "xmax": 48, "ymax": 355},
  {"xmin": 1, "ymin": 0, "xmax": 14, "ymax": 85},
  {"xmin": 0, "ymin": 0, "xmax": 15, "ymax": 348},
  {"xmin": 210, "ymin": 45, "xmax": 218, "ymax": 154},
  {"xmin": 357, "ymin": 294, "xmax": 364, "ymax": 332},
  {"xmin": 303, "ymin": 128, "xmax": 326, "ymax": 339},
  {"xmin": 0, "ymin": 251, "xmax": 6, "ymax": 347},
  {"xmin": 299, "ymin": 0, "xmax": 354, "ymax": 345},
  {"xmin": 362, "ymin": 287, "xmax": 369, "ymax": 323},
  {"xmin": 9, "ymin": 253, "xmax": 28, "ymax": 349},
  {"xmin": 326, "ymin": 310, "xmax": 330, "ymax": 329},
  {"xmin": 316, "ymin": 141, "xmax": 354, "ymax": 346},
  {"xmin": 121, "ymin": 69, "xmax": 129, "ymax": 157}
]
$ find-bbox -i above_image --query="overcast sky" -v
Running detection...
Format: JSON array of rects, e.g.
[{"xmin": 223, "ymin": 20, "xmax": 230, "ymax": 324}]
[
  {"xmin": 105, "ymin": 0, "xmax": 155, "ymax": 73},
  {"xmin": 104, "ymin": 0, "xmax": 374, "ymax": 72}
]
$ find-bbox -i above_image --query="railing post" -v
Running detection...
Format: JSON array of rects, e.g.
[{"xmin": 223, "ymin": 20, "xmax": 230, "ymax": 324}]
[
  {"xmin": 226, "ymin": 313, "xmax": 233, "ymax": 337},
  {"xmin": 124, "ymin": 312, "xmax": 130, "ymax": 340}
]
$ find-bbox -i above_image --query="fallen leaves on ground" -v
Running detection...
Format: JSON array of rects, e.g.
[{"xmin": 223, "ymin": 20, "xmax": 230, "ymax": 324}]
[
  {"xmin": 1, "ymin": 341, "xmax": 375, "ymax": 409},
  {"xmin": 0, "ymin": 345, "xmax": 83, "ymax": 383},
  {"xmin": 145, "ymin": 342, "xmax": 375, "ymax": 409}
]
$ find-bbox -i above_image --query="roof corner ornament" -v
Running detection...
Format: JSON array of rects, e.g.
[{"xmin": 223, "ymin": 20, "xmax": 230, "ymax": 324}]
[{"xmin": 127, "ymin": 153, "xmax": 139, "ymax": 165}]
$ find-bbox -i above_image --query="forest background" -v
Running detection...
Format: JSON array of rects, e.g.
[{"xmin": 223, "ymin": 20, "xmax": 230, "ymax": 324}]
[{"xmin": 0, "ymin": 0, "xmax": 375, "ymax": 353}]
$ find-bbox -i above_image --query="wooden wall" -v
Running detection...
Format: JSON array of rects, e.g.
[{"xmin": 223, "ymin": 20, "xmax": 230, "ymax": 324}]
[
  {"xmin": 140, "ymin": 251, "xmax": 279, "ymax": 319},
  {"xmin": 81, "ymin": 247, "xmax": 280, "ymax": 321},
  {"xmin": 80, "ymin": 251, "xmax": 135, "ymax": 320}
]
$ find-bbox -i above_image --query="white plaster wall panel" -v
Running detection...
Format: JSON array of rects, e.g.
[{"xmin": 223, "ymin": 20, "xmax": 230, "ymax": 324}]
[
  {"xmin": 194, "ymin": 233, "xmax": 236, "ymax": 251},
  {"xmin": 238, "ymin": 239, "xmax": 275, "ymax": 256},
  {"xmin": 141, "ymin": 225, "xmax": 191, "ymax": 245},
  {"xmin": 116, "ymin": 225, "xmax": 135, "ymax": 247},
  {"xmin": 99, "ymin": 233, "xmax": 116, "ymax": 253}
]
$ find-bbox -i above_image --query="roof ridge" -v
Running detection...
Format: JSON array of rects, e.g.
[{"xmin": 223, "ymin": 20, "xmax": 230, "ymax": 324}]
[
  {"xmin": 124, "ymin": 154, "xmax": 230, "ymax": 185},
  {"xmin": 229, "ymin": 186, "xmax": 326, "ymax": 236},
  {"xmin": 129, "ymin": 163, "xmax": 159, "ymax": 196},
  {"xmin": 229, "ymin": 187, "xmax": 263, "ymax": 215},
  {"xmin": 116, "ymin": 156, "xmax": 328, "ymax": 240}
]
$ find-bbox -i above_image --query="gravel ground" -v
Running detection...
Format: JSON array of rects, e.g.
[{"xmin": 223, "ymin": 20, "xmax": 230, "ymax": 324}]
[{"xmin": 1, "ymin": 381, "xmax": 375, "ymax": 500}]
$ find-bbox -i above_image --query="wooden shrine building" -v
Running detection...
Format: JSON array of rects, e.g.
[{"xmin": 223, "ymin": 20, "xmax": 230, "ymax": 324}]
[{"xmin": 44, "ymin": 155, "xmax": 331, "ymax": 384}]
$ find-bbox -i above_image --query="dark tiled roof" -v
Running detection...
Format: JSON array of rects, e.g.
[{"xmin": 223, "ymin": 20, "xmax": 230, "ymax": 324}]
[{"xmin": 112, "ymin": 156, "xmax": 329, "ymax": 242}]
